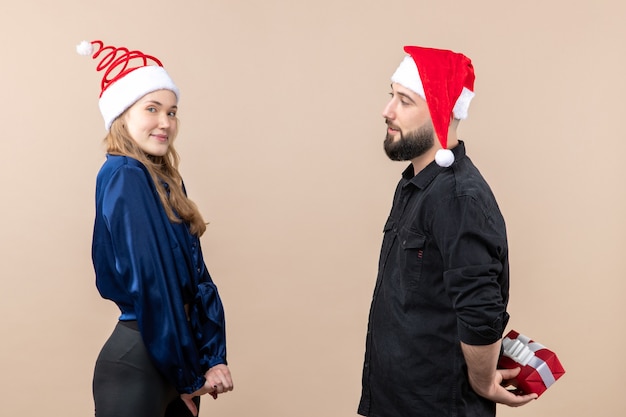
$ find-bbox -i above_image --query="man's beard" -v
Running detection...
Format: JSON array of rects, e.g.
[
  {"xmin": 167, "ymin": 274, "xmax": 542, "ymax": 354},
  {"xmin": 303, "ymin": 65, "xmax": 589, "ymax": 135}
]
[{"xmin": 384, "ymin": 122, "xmax": 435, "ymax": 161}]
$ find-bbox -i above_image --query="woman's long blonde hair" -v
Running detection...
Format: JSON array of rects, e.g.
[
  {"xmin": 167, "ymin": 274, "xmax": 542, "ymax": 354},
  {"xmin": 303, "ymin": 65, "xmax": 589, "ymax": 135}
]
[{"xmin": 105, "ymin": 116, "xmax": 207, "ymax": 237}]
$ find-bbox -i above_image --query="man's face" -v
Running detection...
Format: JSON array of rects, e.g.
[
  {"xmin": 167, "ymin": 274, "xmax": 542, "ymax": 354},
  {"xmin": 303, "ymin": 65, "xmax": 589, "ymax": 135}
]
[{"xmin": 382, "ymin": 83, "xmax": 435, "ymax": 161}]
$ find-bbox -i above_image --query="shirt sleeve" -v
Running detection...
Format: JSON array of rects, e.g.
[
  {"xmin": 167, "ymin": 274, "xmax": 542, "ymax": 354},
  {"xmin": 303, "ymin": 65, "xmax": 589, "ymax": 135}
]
[
  {"xmin": 433, "ymin": 194, "xmax": 510, "ymax": 346},
  {"xmin": 101, "ymin": 163, "xmax": 206, "ymax": 394}
]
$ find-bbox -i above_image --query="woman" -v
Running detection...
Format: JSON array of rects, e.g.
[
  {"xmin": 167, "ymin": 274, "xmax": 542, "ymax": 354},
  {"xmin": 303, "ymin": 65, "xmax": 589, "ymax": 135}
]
[{"xmin": 77, "ymin": 40, "xmax": 233, "ymax": 417}]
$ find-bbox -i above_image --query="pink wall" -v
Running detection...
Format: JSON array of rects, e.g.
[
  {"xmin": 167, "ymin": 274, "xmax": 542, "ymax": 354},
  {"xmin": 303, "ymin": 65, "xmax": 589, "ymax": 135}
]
[{"xmin": 1, "ymin": 1, "xmax": 624, "ymax": 416}]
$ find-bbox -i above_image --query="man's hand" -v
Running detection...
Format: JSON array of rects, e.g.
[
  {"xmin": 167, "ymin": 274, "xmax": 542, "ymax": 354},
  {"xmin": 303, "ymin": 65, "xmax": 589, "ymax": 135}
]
[
  {"xmin": 461, "ymin": 341, "xmax": 537, "ymax": 407},
  {"xmin": 473, "ymin": 366, "xmax": 538, "ymax": 406},
  {"xmin": 180, "ymin": 364, "xmax": 234, "ymax": 416}
]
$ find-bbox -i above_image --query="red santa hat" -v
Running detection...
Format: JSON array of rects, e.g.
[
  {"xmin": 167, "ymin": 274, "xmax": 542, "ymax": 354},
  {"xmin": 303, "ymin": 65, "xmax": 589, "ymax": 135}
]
[
  {"xmin": 76, "ymin": 40, "xmax": 180, "ymax": 131},
  {"xmin": 391, "ymin": 46, "xmax": 475, "ymax": 167}
]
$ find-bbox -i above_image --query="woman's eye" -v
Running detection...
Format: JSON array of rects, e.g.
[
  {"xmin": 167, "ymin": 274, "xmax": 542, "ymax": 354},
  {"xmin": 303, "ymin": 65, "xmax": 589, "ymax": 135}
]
[
  {"xmin": 168, "ymin": 111, "xmax": 177, "ymax": 117},
  {"xmin": 147, "ymin": 107, "xmax": 157, "ymax": 113}
]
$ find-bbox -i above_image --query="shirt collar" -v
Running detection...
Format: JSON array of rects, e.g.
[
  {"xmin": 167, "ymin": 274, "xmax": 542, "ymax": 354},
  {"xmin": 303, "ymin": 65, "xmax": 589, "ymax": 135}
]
[{"xmin": 401, "ymin": 140, "xmax": 467, "ymax": 189}]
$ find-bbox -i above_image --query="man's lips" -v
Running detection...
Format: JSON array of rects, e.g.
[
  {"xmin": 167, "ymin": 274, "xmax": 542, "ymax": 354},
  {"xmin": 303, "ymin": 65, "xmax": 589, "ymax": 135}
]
[{"xmin": 386, "ymin": 124, "xmax": 400, "ymax": 134}]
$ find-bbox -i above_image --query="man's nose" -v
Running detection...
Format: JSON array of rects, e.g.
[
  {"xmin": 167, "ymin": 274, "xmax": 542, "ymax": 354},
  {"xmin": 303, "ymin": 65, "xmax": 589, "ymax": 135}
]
[{"xmin": 382, "ymin": 100, "xmax": 395, "ymax": 120}]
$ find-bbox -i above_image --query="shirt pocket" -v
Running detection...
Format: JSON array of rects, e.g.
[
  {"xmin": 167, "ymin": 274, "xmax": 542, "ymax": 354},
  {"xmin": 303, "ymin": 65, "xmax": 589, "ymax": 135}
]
[
  {"xmin": 378, "ymin": 217, "xmax": 396, "ymax": 267},
  {"xmin": 398, "ymin": 227, "xmax": 426, "ymax": 290}
]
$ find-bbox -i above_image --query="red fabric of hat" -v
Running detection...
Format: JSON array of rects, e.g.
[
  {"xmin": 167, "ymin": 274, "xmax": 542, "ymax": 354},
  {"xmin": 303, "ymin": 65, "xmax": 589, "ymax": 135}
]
[
  {"xmin": 403, "ymin": 46, "xmax": 475, "ymax": 163},
  {"xmin": 77, "ymin": 40, "xmax": 179, "ymax": 131}
]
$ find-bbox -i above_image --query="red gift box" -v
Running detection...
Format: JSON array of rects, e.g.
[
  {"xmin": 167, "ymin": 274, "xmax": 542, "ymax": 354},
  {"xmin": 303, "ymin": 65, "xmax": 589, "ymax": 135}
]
[{"xmin": 497, "ymin": 330, "xmax": 565, "ymax": 397}]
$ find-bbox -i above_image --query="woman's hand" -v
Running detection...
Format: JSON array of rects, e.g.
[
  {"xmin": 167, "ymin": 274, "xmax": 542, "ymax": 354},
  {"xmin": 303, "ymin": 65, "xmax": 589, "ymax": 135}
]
[
  {"xmin": 180, "ymin": 364, "xmax": 234, "ymax": 416},
  {"xmin": 205, "ymin": 364, "xmax": 234, "ymax": 397},
  {"xmin": 181, "ymin": 392, "xmax": 204, "ymax": 417}
]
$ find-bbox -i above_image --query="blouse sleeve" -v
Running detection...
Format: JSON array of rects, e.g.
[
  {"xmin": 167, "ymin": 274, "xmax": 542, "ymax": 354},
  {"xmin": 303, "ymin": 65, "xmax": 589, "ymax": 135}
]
[
  {"xmin": 101, "ymin": 163, "xmax": 206, "ymax": 394},
  {"xmin": 189, "ymin": 270, "xmax": 228, "ymax": 371},
  {"xmin": 180, "ymin": 181, "xmax": 228, "ymax": 371}
]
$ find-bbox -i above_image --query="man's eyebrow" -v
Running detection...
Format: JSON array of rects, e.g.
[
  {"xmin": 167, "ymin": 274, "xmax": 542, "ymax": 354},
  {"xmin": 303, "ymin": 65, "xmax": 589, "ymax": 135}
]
[
  {"xmin": 396, "ymin": 91, "xmax": 416, "ymax": 104},
  {"xmin": 390, "ymin": 84, "xmax": 416, "ymax": 104}
]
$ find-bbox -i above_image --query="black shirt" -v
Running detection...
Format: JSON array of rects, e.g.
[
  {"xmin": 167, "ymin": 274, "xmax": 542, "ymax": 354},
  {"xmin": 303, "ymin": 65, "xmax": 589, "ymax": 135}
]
[{"xmin": 358, "ymin": 142, "xmax": 509, "ymax": 417}]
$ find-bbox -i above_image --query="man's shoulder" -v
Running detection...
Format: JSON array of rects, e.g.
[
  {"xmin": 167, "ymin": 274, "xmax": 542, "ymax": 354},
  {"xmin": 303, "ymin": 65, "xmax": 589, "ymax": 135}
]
[
  {"xmin": 452, "ymin": 156, "xmax": 494, "ymax": 193},
  {"xmin": 422, "ymin": 157, "xmax": 500, "ymax": 214}
]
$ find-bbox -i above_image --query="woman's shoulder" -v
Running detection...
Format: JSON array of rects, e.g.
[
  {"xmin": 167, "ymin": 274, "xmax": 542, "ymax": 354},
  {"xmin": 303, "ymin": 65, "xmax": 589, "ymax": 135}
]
[
  {"xmin": 98, "ymin": 154, "xmax": 147, "ymax": 174},
  {"xmin": 96, "ymin": 154, "xmax": 151, "ymax": 186},
  {"xmin": 103, "ymin": 154, "xmax": 144, "ymax": 168}
]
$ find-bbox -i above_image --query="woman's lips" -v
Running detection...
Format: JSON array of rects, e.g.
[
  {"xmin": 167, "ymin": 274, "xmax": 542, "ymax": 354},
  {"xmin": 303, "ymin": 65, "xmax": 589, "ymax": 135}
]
[{"xmin": 152, "ymin": 134, "xmax": 168, "ymax": 142}]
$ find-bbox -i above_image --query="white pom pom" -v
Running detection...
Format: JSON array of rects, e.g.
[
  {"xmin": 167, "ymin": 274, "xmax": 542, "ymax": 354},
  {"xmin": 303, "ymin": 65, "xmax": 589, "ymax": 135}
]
[
  {"xmin": 76, "ymin": 40, "xmax": 94, "ymax": 56},
  {"xmin": 435, "ymin": 149, "xmax": 455, "ymax": 167}
]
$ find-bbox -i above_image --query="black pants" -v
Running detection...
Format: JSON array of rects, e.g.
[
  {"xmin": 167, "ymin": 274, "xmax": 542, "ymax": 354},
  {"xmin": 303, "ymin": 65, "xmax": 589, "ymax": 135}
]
[{"xmin": 93, "ymin": 321, "xmax": 200, "ymax": 417}]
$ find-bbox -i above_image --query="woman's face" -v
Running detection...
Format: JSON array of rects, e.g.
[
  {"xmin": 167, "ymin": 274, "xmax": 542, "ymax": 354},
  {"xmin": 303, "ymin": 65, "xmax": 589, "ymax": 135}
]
[{"xmin": 123, "ymin": 89, "xmax": 178, "ymax": 157}]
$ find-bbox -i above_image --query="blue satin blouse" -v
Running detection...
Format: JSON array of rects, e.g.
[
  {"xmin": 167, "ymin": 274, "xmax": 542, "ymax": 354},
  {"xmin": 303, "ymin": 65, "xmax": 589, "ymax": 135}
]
[{"xmin": 92, "ymin": 155, "xmax": 227, "ymax": 394}]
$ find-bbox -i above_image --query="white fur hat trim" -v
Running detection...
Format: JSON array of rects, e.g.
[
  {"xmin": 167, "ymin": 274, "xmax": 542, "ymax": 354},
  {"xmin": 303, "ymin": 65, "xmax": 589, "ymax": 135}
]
[
  {"xmin": 391, "ymin": 56, "xmax": 426, "ymax": 101},
  {"xmin": 98, "ymin": 65, "xmax": 180, "ymax": 131}
]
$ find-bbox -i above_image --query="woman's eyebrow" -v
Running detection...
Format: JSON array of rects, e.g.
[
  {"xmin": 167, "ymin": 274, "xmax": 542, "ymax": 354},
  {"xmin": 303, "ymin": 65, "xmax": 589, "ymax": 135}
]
[{"xmin": 144, "ymin": 100, "xmax": 178, "ymax": 109}]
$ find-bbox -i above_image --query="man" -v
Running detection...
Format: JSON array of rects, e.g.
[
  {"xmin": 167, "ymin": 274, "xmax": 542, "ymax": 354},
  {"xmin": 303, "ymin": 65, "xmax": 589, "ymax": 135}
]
[{"xmin": 358, "ymin": 46, "xmax": 537, "ymax": 417}]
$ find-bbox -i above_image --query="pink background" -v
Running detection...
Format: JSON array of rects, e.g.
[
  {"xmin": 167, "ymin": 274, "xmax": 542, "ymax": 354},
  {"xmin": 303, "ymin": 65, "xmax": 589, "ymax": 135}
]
[{"xmin": 1, "ymin": 1, "xmax": 623, "ymax": 416}]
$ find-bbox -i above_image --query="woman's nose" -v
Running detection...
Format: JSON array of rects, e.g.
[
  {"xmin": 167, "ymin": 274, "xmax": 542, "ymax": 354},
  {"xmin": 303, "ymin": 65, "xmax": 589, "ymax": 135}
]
[{"xmin": 159, "ymin": 113, "xmax": 171, "ymax": 128}]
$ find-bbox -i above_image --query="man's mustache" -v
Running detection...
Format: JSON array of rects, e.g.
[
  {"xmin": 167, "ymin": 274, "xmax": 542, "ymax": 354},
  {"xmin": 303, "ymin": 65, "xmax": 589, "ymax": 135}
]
[{"xmin": 385, "ymin": 120, "xmax": 401, "ymax": 130}]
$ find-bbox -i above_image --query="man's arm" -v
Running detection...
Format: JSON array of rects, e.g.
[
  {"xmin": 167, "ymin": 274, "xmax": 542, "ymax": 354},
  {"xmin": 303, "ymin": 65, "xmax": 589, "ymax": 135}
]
[{"xmin": 460, "ymin": 341, "xmax": 538, "ymax": 407}]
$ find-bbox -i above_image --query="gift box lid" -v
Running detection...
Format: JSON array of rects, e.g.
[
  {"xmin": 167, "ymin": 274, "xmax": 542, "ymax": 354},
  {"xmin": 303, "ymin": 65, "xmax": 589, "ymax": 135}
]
[{"xmin": 498, "ymin": 330, "xmax": 566, "ymax": 397}]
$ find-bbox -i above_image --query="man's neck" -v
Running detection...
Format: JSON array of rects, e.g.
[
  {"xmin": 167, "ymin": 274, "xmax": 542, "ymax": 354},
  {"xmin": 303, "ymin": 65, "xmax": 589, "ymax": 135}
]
[
  {"xmin": 410, "ymin": 136, "xmax": 459, "ymax": 176},
  {"xmin": 409, "ymin": 148, "xmax": 437, "ymax": 174}
]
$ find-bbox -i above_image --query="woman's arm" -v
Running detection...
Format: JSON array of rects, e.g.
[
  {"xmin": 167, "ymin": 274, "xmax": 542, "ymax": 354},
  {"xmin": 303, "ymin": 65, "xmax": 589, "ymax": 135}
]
[{"xmin": 101, "ymin": 161, "xmax": 205, "ymax": 393}]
